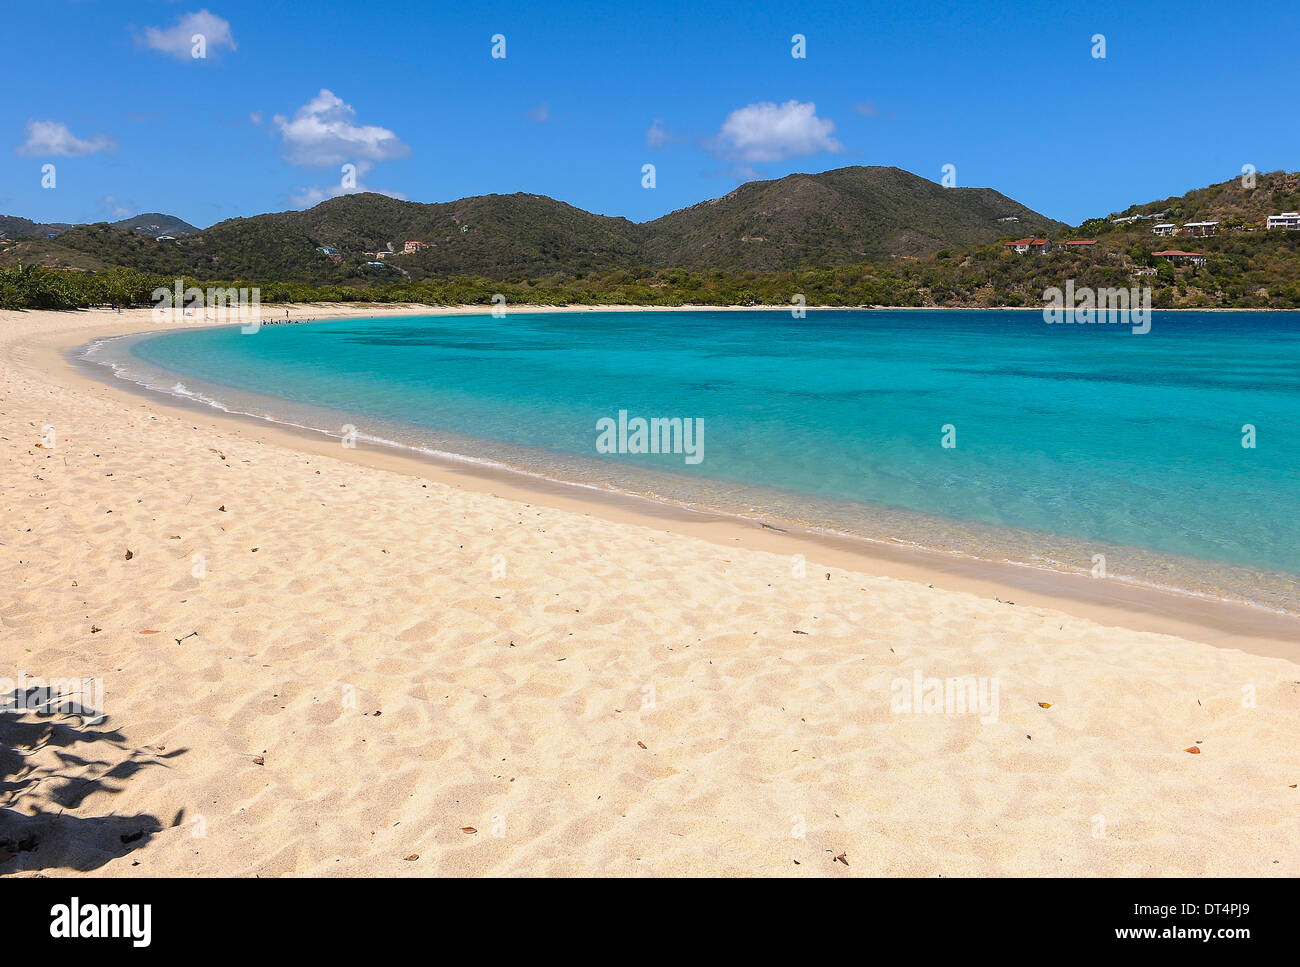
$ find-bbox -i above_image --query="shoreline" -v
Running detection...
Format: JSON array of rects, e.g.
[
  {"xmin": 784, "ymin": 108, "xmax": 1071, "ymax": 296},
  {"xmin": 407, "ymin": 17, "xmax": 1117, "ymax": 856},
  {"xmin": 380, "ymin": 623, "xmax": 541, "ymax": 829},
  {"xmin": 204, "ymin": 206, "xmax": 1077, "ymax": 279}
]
[
  {"xmin": 6, "ymin": 303, "xmax": 1300, "ymax": 877},
  {"xmin": 37, "ymin": 302, "xmax": 1300, "ymax": 317},
  {"xmin": 36, "ymin": 305, "xmax": 1300, "ymax": 660}
]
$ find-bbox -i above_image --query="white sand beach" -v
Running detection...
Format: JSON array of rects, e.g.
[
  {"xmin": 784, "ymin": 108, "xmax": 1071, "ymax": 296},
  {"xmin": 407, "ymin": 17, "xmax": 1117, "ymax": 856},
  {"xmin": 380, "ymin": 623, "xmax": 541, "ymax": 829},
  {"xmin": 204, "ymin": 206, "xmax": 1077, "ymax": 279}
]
[{"xmin": 2, "ymin": 306, "xmax": 1297, "ymax": 877}]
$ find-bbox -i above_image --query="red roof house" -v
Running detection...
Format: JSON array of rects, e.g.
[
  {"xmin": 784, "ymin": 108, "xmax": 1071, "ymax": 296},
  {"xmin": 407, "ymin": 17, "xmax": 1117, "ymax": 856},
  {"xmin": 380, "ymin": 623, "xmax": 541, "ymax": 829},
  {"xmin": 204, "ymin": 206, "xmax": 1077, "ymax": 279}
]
[
  {"xmin": 1152, "ymin": 250, "xmax": 1207, "ymax": 265},
  {"xmin": 1004, "ymin": 238, "xmax": 1051, "ymax": 254}
]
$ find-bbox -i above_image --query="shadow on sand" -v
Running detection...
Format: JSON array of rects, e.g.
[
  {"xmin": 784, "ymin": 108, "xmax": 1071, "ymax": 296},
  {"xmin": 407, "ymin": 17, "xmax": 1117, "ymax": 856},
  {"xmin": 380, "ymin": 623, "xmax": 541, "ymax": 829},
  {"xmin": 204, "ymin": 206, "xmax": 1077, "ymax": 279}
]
[{"xmin": 1, "ymin": 686, "xmax": 186, "ymax": 874}]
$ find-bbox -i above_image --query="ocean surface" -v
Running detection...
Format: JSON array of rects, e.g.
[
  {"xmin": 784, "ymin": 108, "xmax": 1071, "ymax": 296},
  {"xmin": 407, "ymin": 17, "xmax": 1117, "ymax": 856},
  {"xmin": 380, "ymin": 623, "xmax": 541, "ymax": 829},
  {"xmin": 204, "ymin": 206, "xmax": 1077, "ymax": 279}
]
[{"xmin": 82, "ymin": 309, "xmax": 1300, "ymax": 613}]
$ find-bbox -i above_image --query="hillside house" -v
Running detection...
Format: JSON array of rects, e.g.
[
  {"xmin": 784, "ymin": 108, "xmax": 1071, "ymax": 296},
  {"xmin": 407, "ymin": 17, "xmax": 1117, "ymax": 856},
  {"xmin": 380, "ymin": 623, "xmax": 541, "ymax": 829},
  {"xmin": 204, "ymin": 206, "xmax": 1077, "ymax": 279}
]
[
  {"xmin": 1266, "ymin": 212, "xmax": 1300, "ymax": 230},
  {"xmin": 1004, "ymin": 238, "xmax": 1051, "ymax": 254},
  {"xmin": 1181, "ymin": 221, "xmax": 1219, "ymax": 237},
  {"xmin": 1152, "ymin": 223, "xmax": 1176, "ymax": 236},
  {"xmin": 315, "ymin": 246, "xmax": 338, "ymax": 255},
  {"xmin": 403, "ymin": 240, "xmax": 427, "ymax": 253},
  {"xmin": 1063, "ymin": 240, "xmax": 1097, "ymax": 249},
  {"xmin": 1153, "ymin": 250, "xmax": 1207, "ymax": 266}
]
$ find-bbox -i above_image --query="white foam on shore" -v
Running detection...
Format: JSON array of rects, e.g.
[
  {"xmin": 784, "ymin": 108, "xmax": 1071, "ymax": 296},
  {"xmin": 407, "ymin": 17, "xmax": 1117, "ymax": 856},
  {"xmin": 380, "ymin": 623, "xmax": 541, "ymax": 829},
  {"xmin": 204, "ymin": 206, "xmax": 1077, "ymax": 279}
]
[
  {"xmin": 77, "ymin": 332, "xmax": 1300, "ymax": 620},
  {"xmin": 79, "ymin": 332, "xmax": 680, "ymax": 489}
]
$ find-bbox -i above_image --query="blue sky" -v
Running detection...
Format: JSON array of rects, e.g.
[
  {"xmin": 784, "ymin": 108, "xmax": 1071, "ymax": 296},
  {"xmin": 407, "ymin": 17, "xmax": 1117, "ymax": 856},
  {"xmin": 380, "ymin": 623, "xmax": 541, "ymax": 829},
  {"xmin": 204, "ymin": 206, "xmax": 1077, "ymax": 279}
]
[{"xmin": 5, "ymin": 0, "xmax": 1297, "ymax": 229}]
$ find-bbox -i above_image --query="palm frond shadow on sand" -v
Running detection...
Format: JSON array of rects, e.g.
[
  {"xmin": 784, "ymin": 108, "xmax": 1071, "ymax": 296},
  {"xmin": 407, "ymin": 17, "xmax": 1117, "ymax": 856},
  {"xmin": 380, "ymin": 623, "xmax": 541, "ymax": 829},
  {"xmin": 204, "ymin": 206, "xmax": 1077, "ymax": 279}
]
[{"xmin": 1, "ymin": 688, "xmax": 186, "ymax": 874}]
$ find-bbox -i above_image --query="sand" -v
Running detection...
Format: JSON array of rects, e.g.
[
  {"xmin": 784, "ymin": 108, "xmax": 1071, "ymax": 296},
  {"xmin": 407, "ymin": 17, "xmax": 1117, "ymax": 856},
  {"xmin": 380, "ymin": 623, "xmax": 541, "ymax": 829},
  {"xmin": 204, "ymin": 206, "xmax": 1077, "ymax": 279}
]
[{"xmin": 1, "ymin": 305, "xmax": 1297, "ymax": 877}]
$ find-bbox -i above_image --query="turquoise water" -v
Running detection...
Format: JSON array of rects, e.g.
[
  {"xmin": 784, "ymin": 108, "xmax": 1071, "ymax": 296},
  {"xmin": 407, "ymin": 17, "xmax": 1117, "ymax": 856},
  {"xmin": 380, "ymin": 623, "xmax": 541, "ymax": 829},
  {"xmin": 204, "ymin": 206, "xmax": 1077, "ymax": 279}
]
[{"xmin": 87, "ymin": 310, "xmax": 1300, "ymax": 611}]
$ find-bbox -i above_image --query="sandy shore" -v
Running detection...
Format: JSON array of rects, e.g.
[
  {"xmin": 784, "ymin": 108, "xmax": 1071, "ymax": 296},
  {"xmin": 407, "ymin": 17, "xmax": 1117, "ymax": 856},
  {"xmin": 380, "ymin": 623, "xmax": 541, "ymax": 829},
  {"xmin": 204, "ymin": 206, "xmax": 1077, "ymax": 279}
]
[{"xmin": 2, "ymin": 305, "xmax": 1297, "ymax": 877}]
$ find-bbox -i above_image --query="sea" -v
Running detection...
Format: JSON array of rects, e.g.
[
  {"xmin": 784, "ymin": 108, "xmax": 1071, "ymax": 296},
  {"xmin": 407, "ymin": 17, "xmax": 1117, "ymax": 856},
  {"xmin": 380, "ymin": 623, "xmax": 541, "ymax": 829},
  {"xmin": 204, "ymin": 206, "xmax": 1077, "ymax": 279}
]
[{"xmin": 80, "ymin": 309, "xmax": 1300, "ymax": 614}]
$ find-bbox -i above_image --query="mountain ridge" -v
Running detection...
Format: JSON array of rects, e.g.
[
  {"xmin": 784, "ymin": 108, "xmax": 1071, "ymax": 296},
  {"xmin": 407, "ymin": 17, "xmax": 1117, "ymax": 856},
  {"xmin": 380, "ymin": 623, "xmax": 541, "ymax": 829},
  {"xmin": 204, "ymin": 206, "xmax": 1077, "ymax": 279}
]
[
  {"xmin": 6, "ymin": 167, "xmax": 1296, "ymax": 291},
  {"xmin": 0, "ymin": 165, "xmax": 1064, "ymax": 279}
]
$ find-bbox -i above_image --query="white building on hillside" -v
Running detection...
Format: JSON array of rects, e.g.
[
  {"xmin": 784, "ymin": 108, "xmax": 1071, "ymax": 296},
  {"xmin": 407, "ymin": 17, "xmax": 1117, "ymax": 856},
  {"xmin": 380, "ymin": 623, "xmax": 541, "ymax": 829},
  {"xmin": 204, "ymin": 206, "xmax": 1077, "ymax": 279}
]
[
  {"xmin": 1004, "ymin": 238, "xmax": 1051, "ymax": 254},
  {"xmin": 1153, "ymin": 250, "xmax": 1208, "ymax": 266}
]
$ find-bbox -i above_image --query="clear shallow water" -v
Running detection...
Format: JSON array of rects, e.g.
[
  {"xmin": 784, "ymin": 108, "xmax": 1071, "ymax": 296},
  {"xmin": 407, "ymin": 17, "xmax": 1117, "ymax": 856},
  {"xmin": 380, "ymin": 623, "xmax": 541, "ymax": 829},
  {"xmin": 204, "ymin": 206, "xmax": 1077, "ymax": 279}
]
[{"xmin": 84, "ymin": 310, "xmax": 1300, "ymax": 613}]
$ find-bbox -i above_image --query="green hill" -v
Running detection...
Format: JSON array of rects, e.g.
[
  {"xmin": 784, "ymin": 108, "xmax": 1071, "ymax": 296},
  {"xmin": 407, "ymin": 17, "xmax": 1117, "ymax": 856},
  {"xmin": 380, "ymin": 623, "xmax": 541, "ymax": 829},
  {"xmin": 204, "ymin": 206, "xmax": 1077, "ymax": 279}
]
[
  {"xmin": 0, "ymin": 215, "xmax": 74, "ymax": 240},
  {"xmin": 1083, "ymin": 169, "xmax": 1300, "ymax": 235},
  {"xmin": 190, "ymin": 192, "xmax": 648, "ymax": 280},
  {"xmin": 643, "ymin": 165, "xmax": 1065, "ymax": 269},
  {"xmin": 0, "ymin": 166, "xmax": 1062, "ymax": 280},
  {"xmin": 113, "ymin": 213, "xmax": 199, "ymax": 237},
  {"xmin": 4, "ymin": 167, "xmax": 1299, "ymax": 311}
]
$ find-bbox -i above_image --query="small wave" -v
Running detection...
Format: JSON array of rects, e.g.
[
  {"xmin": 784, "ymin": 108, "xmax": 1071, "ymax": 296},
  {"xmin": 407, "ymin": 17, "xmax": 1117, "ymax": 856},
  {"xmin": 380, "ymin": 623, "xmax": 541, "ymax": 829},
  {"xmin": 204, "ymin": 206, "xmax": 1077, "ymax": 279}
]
[{"xmin": 74, "ymin": 331, "xmax": 1300, "ymax": 619}]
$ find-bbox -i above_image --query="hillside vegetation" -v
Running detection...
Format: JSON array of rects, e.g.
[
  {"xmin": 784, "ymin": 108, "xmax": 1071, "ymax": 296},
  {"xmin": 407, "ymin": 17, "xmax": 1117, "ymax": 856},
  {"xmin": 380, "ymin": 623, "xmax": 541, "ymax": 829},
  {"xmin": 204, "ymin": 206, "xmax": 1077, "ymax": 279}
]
[
  {"xmin": 2, "ymin": 168, "xmax": 1299, "ymax": 311},
  {"xmin": 1, "ymin": 166, "xmax": 1060, "ymax": 281},
  {"xmin": 643, "ymin": 166, "xmax": 1063, "ymax": 268}
]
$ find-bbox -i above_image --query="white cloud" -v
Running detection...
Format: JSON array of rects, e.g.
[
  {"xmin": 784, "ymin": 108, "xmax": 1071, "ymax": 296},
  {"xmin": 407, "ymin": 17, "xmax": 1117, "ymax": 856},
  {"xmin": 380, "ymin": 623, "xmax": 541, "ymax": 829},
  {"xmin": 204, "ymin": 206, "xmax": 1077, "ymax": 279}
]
[
  {"xmin": 273, "ymin": 89, "xmax": 410, "ymax": 168},
  {"xmin": 102, "ymin": 195, "xmax": 132, "ymax": 219},
  {"xmin": 526, "ymin": 103, "xmax": 550, "ymax": 123},
  {"xmin": 712, "ymin": 100, "xmax": 843, "ymax": 163},
  {"xmin": 290, "ymin": 182, "xmax": 408, "ymax": 209},
  {"xmin": 853, "ymin": 100, "xmax": 880, "ymax": 118},
  {"xmin": 15, "ymin": 120, "xmax": 116, "ymax": 157},
  {"xmin": 646, "ymin": 119, "xmax": 690, "ymax": 150},
  {"xmin": 139, "ymin": 9, "xmax": 236, "ymax": 60},
  {"xmin": 646, "ymin": 118, "xmax": 670, "ymax": 148}
]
